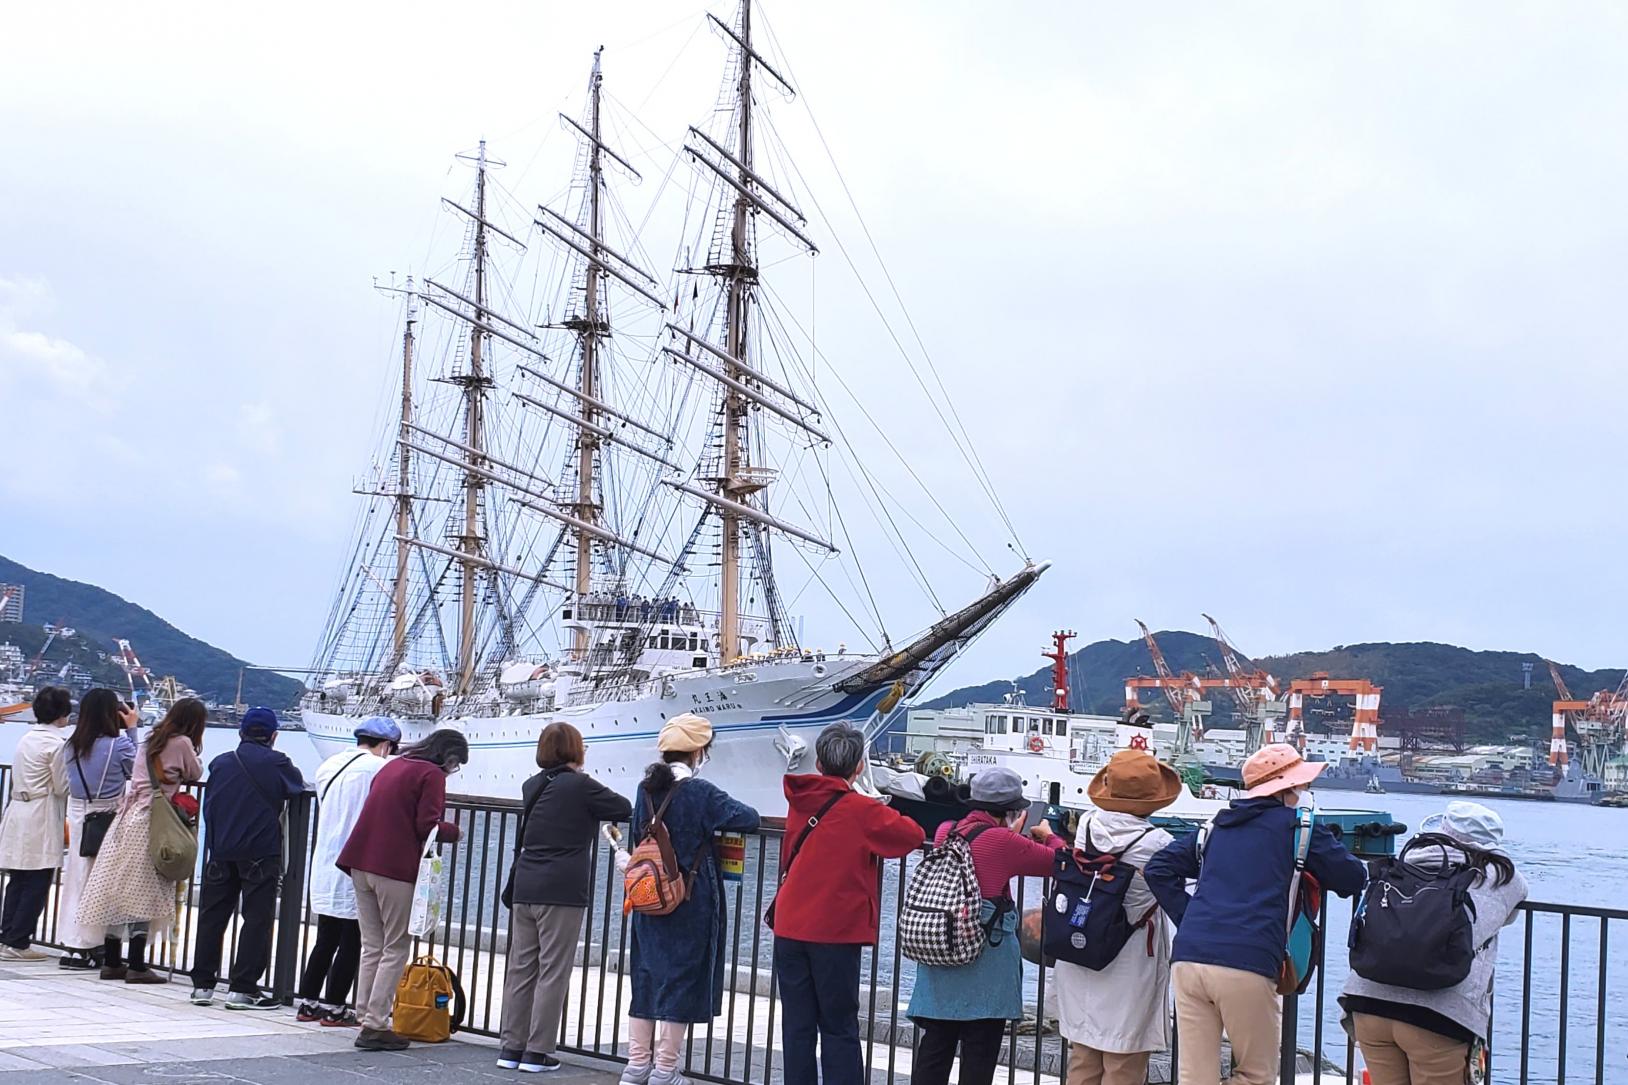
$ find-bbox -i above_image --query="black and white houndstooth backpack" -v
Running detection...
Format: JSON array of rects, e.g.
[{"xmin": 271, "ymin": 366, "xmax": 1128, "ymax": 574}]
[{"xmin": 898, "ymin": 823, "xmax": 1000, "ymax": 967}]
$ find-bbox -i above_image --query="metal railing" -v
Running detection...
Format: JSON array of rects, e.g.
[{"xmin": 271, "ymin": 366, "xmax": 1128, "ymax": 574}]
[{"xmin": 4, "ymin": 764, "xmax": 1622, "ymax": 1084}]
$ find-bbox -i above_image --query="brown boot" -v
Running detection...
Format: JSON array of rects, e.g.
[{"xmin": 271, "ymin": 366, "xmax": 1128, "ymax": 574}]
[
  {"xmin": 98, "ymin": 965, "xmax": 128, "ymax": 981},
  {"xmin": 125, "ymin": 969, "xmax": 169, "ymax": 985}
]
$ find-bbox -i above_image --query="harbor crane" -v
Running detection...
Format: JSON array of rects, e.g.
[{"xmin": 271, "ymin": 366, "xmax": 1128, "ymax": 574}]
[
  {"xmin": 1201, "ymin": 613, "xmax": 1280, "ymax": 755},
  {"xmin": 1131, "ymin": 620, "xmax": 1202, "ymax": 720},
  {"xmin": 1285, "ymin": 673, "xmax": 1384, "ymax": 752},
  {"xmin": 114, "ymin": 639, "xmax": 155, "ymax": 701},
  {"xmin": 1544, "ymin": 659, "xmax": 1625, "ymax": 779}
]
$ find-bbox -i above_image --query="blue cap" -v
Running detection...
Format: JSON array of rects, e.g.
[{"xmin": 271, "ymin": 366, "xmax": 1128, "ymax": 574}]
[
  {"xmin": 239, "ymin": 706, "xmax": 279, "ymax": 738},
  {"xmin": 354, "ymin": 716, "xmax": 402, "ymax": 744}
]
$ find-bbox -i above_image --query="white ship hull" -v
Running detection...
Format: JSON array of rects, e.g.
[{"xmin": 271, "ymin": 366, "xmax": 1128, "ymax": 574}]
[{"xmin": 304, "ymin": 656, "xmax": 901, "ymax": 817}]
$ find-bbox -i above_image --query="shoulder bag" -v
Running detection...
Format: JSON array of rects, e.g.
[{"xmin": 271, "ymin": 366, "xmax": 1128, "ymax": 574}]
[
  {"xmin": 501, "ymin": 768, "xmax": 560, "ymax": 909},
  {"xmin": 148, "ymin": 749, "xmax": 199, "ymax": 881},
  {"xmin": 73, "ymin": 745, "xmax": 119, "ymax": 858},
  {"xmin": 764, "ymin": 790, "xmax": 848, "ymax": 929}
]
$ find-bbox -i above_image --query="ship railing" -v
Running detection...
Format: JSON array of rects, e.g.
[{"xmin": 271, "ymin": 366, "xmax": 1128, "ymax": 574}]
[{"xmin": 3, "ymin": 763, "xmax": 1623, "ymax": 1084}]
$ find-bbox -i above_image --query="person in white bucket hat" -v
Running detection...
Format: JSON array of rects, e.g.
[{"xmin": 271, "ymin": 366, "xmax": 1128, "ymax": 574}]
[{"xmin": 1341, "ymin": 801, "xmax": 1528, "ymax": 1085}]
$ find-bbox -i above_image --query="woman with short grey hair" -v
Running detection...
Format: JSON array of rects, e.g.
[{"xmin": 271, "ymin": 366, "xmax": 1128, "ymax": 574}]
[{"xmin": 770, "ymin": 722, "xmax": 925, "ymax": 1085}]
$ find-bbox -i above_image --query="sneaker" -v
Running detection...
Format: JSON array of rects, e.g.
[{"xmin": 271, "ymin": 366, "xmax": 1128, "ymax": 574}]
[
  {"xmin": 497, "ymin": 1049, "xmax": 524, "ymax": 1069},
  {"xmin": 98, "ymin": 965, "xmax": 128, "ymax": 981},
  {"xmin": 190, "ymin": 988, "xmax": 215, "ymax": 1006},
  {"xmin": 59, "ymin": 953, "xmax": 99, "ymax": 971},
  {"xmin": 320, "ymin": 1008, "xmax": 360, "ymax": 1028},
  {"xmin": 354, "ymin": 1027, "xmax": 410, "ymax": 1051},
  {"xmin": 0, "ymin": 946, "xmax": 48, "ymax": 962},
  {"xmin": 125, "ymin": 969, "xmax": 168, "ymax": 985},
  {"xmin": 648, "ymin": 1070, "xmax": 688, "ymax": 1085},
  {"xmin": 223, "ymin": 992, "xmax": 281, "ymax": 1011},
  {"xmin": 295, "ymin": 1001, "xmax": 323, "ymax": 1022},
  {"xmin": 619, "ymin": 1064, "xmax": 653, "ymax": 1085},
  {"xmin": 519, "ymin": 1053, "xmax": 562, "ymax": 1073}
]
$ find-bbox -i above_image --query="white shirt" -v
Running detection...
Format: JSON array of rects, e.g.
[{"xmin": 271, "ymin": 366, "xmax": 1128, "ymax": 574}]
[{"xmin": 309, "ymin": 748, "xmax": 389, "ymax": 919}]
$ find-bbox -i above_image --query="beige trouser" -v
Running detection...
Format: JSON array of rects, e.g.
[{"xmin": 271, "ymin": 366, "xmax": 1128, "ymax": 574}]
[
  {"xmin": 351, "ymin": 870, "xmax": 416, "ymax": 1031},
  {"xmin": 1353, "ymin": 1013, "xmax": 1471, "ymax": 1085},
  {"xmin": 1172, "ymin": 962, "xmax": 1281, "ymax": 1085},
  {"xmin": 500, "ymin": 903, "xmax": 584, "ymax": 1055},
  {"xmin": 1067, "ymin": 1042, "xmax": 1150, "ymax": 1085}
]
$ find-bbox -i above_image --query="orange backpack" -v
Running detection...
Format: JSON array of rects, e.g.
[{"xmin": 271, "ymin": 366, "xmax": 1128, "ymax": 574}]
[{"xmin": 623, "ymin": 781, "xmax": 706, "ymax": 916}]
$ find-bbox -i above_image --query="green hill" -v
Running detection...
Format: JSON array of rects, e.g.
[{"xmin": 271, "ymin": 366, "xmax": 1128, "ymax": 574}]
[
  {"xmin": 919, "ymin": 631, "xmax": 1623, "ymax": 746},
  {"xmin": 0, "ymin": 555, "xmax": 304, "ymax": 709}
]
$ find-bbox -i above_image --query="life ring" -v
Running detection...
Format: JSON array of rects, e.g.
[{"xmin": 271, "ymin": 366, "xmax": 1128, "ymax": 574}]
[{"xmin": 1028, "ymin": 735, "xmax": 1045, "ymax": 753}]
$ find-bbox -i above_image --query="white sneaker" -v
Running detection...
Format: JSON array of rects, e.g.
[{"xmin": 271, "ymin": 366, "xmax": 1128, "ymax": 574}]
[
  {"xmin": 618, "ymin": 1063, "xmax": 653, "ymax": 1085},
  {"xmin": 648, "ymin": 1070, "xmax": 689, "ymax": 1085},
  {"xmin": 189, "ymin": 987, "xmax": 215, "ymax": 1006},
  {"xmin": 0, "ymin": 946, "xmax": 48, "ymax": 962}
]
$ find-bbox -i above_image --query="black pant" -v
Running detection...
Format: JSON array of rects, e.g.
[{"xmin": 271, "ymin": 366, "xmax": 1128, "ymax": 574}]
[
  {"xmin": 912, "ymin": 1017, "xmax": 1007, "ymax": 1085},
  {"xmin": 774, "ymin": 937, "xmax": 863, "ymax": 1085},
  {"xmin": 188, "ymin": 856, "xmax": 280, "ymax": 994},
  {"xmin": 0, "ymin": 869, "xmax": 54, "ymax": 949},
  {"xmin": 298, "ymin": 914, "xmax": 361, "ymax": 1005}
]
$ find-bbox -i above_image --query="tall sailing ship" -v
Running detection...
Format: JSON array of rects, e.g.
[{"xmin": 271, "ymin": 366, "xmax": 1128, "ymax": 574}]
[{"xmin": 301, "ymin": 3, "xmax": 1046, "ymax": 814}]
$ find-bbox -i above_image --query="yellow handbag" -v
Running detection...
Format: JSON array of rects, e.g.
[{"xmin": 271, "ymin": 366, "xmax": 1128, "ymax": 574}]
[{"xmin": 392, "ymin": 954, "xmax": 464, "ymax": 1043}]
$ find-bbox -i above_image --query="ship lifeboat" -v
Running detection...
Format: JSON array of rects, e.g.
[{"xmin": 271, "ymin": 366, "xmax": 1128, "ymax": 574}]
[
  {"xmin": 500, "ymin": 662, "xmax": 555, "ymax": 704},
  {"xmin": 387, "ymin": 669, "xmax": 444, "ymax": 709}
]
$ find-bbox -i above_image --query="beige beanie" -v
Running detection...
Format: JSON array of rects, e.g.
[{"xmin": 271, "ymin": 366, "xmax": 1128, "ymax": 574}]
[{"xmin": 658, "ymin": 712, "xmax": 714, "ymax": 753}]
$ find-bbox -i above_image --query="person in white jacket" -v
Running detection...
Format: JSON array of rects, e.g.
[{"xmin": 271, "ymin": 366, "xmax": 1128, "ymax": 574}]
[
  {"xmin": 0, "ymin": 687, "xmax": 74, "ymax": 960},
  {"xmin": 1052, "ymin": 749, "xmax": 1182, "ymax": 1085},
  {"xmin": 292, "ymin": 716, "xmax": 399, "ymax": 1025}
]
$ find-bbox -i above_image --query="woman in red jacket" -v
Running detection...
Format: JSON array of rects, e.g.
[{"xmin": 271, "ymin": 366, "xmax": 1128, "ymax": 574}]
[
  {"xmin": 770, "ymin": 723, "xmax": 925, "ymax": 1085},
  {"xmin": 337, "ymin": 729, "xmax": 466, "ymax": 1051}
]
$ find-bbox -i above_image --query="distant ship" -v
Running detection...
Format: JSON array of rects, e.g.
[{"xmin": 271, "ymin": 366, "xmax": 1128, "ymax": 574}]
[{"xmin": 299, "ymin": 5, "xmax": 1044, "ymax": 816}]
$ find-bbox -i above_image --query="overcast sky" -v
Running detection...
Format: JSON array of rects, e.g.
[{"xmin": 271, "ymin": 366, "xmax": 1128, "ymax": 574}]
[{"xmin": 3, "ymin": 2, "xmax": 1626, "ymax": 690}]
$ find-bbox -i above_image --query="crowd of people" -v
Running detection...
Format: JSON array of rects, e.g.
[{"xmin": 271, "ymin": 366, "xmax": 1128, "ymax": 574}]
[{"xmin": 0, "ymin": 691, "xmax": 1529, "ymax": 1085}]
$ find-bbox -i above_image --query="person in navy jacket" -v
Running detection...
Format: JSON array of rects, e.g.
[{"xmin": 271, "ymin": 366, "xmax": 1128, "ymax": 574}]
[
  {"xmin": 1145, "ymin": 744, "xmax": 1365, "ymax": 1085},
  {"xmin": 187, "ymin": 707, "xmax": 307, "ymax": 1010}
]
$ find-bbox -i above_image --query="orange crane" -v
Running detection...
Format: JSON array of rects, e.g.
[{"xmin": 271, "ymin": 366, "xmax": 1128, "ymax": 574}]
[
  {"xmin": 1131, "ymin": 620, "xmax": 1200, "ymax": 719},
  {"xmin": 1201, "ymin": 613, "xmax": 1280, "ymax": 749},
  {"xmin": 1544, "ymin": 659, "xmax": 1625, "ymax": 776},
  {"xmin": 1285, "ymin": 673, "xmax": 1383, "ymax": 752}
]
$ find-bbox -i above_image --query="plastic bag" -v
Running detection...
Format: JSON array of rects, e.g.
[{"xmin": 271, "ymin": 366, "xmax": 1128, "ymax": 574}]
[{"xmin": 408, "ymin": 835, "xmax": 447, "ymax": 938}]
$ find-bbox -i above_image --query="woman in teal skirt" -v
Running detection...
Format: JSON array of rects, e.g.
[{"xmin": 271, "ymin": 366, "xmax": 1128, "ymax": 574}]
[{"xmin": 907, "ymin": 768, "xmax": 1067, "ymax": 1085}]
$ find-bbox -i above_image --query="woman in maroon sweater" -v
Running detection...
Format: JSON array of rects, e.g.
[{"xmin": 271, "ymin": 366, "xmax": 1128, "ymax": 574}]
[{"xmin": 337, "ymin": 729, "xmax": 466, "ymax": 1050}]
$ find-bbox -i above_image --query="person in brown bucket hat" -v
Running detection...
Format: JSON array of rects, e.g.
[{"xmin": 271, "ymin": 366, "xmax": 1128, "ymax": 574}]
[
  {"xmin": 1087, "ymin": 749, "xmax": 1185, "ymax": 817},
  {"xmin": 1054, "ymin": 749, "xmax": 1183, "ymax": 1085}
]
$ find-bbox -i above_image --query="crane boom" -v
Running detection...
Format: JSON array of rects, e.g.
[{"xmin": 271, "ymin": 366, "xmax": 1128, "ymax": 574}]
[{"xmin": 1133, "ymin": 619, "xmax": 1188, "ymax": 717}]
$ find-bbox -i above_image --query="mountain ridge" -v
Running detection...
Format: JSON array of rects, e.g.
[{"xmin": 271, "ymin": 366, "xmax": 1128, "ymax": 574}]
[
  {"xmin": 0, "ymin": 554, "xmax": 303, "ymax": 709},
  {"xmin": 919, "ymin": 630, "xmax": 1624, "ymax": 744}
]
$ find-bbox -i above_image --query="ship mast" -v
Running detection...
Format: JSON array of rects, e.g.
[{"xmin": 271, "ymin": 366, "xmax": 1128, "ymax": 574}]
[
  {"xmin": 719, "ymin": 0, "xmax": 756, "ymax": 664},
  {"xmin": 572, "ymin": 53, "xmax": 607, "ymax": 661},
  {"xmin": 458, "ymin": 142, "xmax": 492, "ymax": 693},
  {"xmin": 393, "ymin": 279, "xmax": 418, "ymax": 663}
]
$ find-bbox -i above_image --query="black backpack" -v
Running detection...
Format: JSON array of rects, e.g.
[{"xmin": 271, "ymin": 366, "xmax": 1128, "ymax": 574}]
[
  {"xmin": 1349, "ymin": 834, "xmax": 1482, "ymax": 990},
  {"xmin": 1041, "ymin": 820, "xmax": 1155, "ymax": 970}
]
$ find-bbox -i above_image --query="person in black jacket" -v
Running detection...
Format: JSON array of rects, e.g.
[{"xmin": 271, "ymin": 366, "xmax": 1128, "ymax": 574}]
[
  {"xmin": 497, "ymin": 722, "xmax": 632, "ymax": 1073},
  {"xmin": 187, "ymin": 707, "xmax": 306, "ymax": 1010}
]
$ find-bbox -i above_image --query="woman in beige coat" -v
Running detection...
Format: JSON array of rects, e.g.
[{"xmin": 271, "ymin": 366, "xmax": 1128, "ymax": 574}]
[
  {"xmin": 0, "ymin": 686, "xmax": 73, "ymax": 960},
  {"xmin": 1051, "ymin": 750, "xmax": 1182, "ymax": 1085},
  {"xmin": 76, "ymin": 696, "xmax": 205, "ymax": 983}
]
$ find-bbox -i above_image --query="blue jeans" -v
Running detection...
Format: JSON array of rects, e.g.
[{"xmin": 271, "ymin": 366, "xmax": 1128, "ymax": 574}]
[{"xmin": 774, "ymin": 936, "xmax": 863, "ymax": 1085}]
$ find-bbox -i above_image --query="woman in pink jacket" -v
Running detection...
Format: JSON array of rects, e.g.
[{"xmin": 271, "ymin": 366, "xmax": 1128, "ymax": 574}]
[{"xmin": 907, "ymin": 767, "xmax": 1067, "ymax": 1085}]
